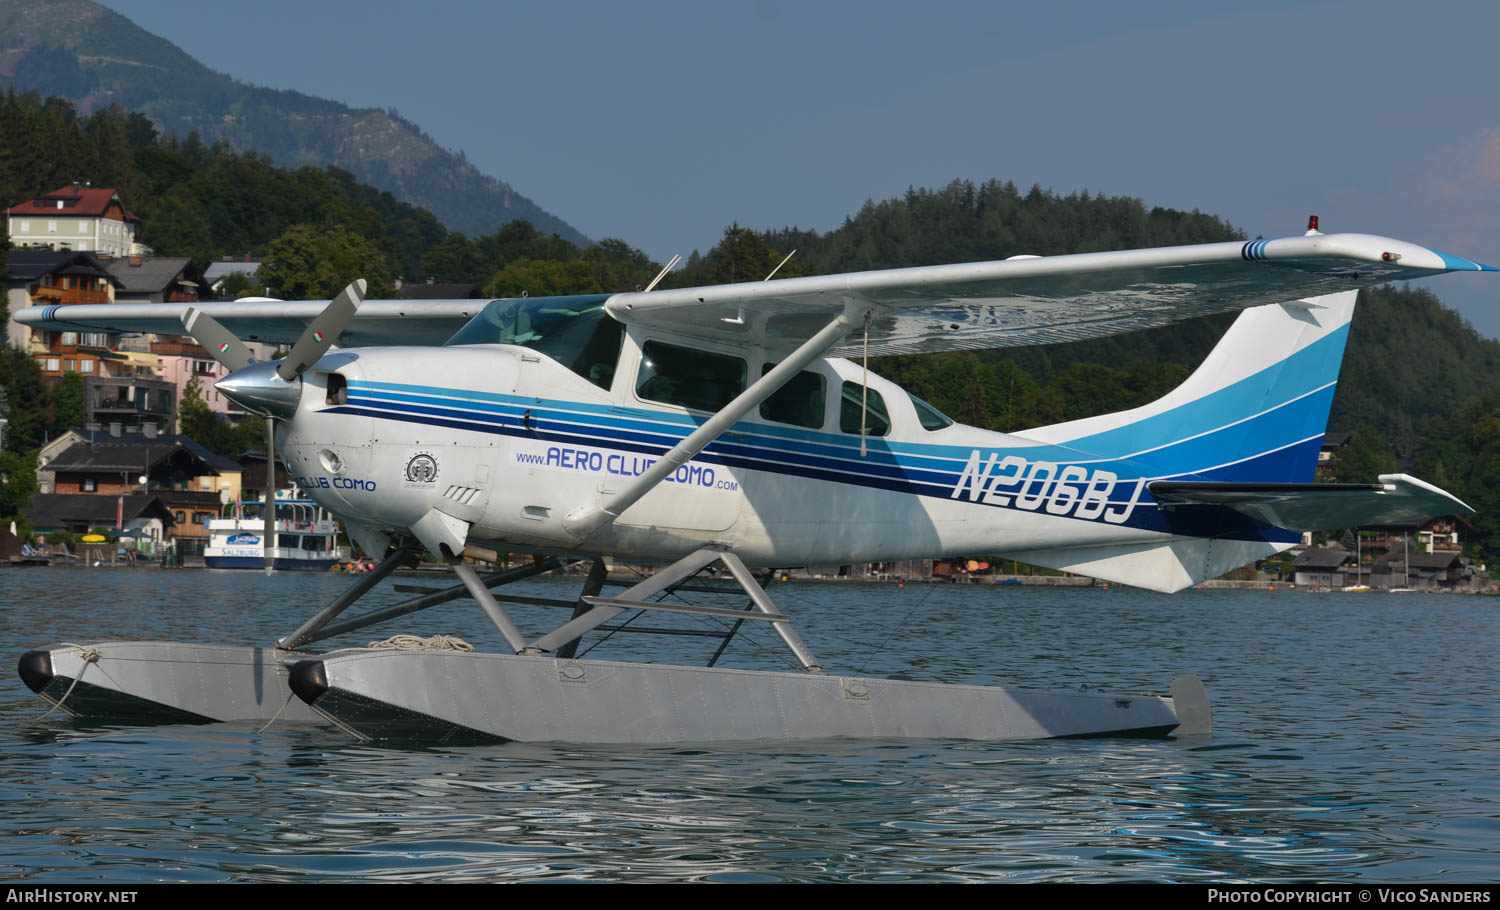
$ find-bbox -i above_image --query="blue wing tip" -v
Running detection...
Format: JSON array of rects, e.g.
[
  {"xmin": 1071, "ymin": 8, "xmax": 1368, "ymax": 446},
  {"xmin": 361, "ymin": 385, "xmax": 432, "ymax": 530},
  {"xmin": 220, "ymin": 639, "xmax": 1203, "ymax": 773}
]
[{"xmin": 1432, "ymin": 248, "xmax": 1497, "ymax": 271}]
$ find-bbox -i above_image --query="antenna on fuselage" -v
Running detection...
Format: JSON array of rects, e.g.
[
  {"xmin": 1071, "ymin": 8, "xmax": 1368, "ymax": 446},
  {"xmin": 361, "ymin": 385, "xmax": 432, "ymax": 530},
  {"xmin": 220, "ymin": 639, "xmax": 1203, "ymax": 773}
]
[
  {"xmin": 763, "ymin": 249, "xmax": 796, "ymax": 281},
  {"xmin": 643, "ymin": 254, "xmax": 682, "ymax": 293},
  {"xmin": 720, "ymin": 251, "xmax": 798, "ymax": 327}
]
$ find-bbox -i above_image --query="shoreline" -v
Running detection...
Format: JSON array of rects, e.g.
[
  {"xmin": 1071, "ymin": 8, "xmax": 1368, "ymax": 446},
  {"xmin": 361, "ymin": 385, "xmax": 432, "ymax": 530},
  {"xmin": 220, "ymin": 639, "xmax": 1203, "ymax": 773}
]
[{"xmin": 10, "ymin": 558, "xmax": 1493, "ymax": 593}]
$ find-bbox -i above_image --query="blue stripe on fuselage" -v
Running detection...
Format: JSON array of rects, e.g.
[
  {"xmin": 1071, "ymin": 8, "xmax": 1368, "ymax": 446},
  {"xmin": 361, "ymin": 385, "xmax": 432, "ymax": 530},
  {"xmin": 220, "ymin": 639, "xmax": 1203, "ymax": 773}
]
[{"xmin": 335, "ymin": 334, "xmax": 1341, "ymax": 543}]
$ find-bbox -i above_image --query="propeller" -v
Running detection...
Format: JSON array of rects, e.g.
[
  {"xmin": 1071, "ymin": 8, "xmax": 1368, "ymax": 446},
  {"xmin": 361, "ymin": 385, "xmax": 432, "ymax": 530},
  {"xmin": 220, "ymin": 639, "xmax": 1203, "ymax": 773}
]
[{"xmin": 180, "ymin": 279, "xmax": 366, "ymax": 574}]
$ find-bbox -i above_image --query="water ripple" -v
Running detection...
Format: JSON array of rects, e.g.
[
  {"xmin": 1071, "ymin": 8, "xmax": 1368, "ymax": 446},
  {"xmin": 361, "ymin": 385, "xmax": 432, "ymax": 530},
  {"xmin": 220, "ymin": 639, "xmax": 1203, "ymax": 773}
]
[{"xmin": 2, "ymin": 573, "xmax": 1497, "ymax": 881}]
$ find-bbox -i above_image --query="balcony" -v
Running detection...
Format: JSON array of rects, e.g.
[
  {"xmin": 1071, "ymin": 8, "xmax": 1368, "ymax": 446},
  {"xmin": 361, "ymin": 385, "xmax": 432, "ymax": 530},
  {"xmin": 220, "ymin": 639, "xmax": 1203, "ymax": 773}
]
[
  {"xmin": 151, "ymin": 339, "xmax": 211, "ymax": 357},
  {"xmin": 31, "ymin": 287, "xmax": 110, "ymax": 306}
]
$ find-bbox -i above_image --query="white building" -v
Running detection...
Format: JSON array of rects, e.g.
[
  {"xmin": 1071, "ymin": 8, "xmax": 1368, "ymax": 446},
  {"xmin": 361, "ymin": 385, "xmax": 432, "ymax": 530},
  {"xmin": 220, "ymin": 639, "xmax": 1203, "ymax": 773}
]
[{"xmin": 6, "ymin": 183, "xmax": 144, "ymax": 258}]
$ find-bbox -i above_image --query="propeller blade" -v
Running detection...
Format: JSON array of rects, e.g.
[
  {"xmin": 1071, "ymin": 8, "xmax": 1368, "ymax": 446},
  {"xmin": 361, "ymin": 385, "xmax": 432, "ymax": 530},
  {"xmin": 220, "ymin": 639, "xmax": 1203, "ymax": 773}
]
[
  {"xmin": 181, "ymin": 308, "xmax": 256, "ymax": 372},
  {"xmin": 275, "ymin": 278, "xmax": 366, "ymax": 382},
  {"xmin": 264, "ymin": 416, "xmax": 277, "ymax": 576}
]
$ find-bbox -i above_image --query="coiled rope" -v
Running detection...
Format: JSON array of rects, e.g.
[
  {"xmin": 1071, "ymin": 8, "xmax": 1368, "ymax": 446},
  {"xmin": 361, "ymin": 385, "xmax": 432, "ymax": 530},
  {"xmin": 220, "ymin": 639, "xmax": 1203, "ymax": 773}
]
[{"xmin": 364, "ymin": 633, "xmax": 475, "ymax": 652}]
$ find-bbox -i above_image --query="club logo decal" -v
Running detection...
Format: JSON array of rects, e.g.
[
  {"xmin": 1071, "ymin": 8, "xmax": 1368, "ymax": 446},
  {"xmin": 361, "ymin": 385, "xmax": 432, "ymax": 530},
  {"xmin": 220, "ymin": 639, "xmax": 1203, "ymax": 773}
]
[{"xmin": 404, "ymin": 451, "xmax": 440, "ymax": 487}]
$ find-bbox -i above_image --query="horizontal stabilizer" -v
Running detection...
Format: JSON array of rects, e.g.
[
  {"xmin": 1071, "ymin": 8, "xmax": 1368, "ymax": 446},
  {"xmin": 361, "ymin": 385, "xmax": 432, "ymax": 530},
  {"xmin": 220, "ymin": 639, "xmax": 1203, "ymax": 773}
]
[
  {"xmin": 1004, "ymin": 537, "xmax": 1290, "ymax": 593},
  {"xmin": 1148, "ymin": 473, "xmax": 1472, "ymax": 531}
]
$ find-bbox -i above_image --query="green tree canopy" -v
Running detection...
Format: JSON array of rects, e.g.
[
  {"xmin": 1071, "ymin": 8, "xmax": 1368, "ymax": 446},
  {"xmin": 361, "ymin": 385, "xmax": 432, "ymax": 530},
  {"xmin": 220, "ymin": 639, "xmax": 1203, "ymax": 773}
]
[
  {"xmin": 259, "ymin": 224, "xmax": 396, "ymax": 299},
  {"xmin": 0, "ymin": 449, "xmax": 38, "ymax": 521},
  {"xmin": 484, "ymin": 259, "xmax": 602, "ymax": 298},
  {"xmin": 53, "ymin": 371, "xmax": 85, "ymax": 433},
  {"xmin": 1323, "ymin": 425, "xmax": 1399, "ymax": 483}
]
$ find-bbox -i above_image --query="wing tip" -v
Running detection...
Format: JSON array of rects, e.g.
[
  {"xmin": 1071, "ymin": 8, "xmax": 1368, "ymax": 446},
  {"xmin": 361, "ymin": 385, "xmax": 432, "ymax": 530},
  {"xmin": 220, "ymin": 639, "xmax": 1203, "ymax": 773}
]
[{"xmin": 1430, "ymin": 247, "xmax": 1497, "ymax": 272}]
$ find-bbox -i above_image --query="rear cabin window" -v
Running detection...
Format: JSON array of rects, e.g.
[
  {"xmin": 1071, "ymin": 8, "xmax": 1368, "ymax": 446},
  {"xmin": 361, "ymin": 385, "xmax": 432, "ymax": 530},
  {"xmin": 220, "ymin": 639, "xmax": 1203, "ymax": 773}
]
[
  {"xmin": 637, "ymin": 341, "xmax": 746, "ymax": 412},
  {"xmin": 759, "ymin": 363, "xmax": 826, "ymax": 429},
  {"xmin": 909, "ymin": 393, "xmax": 954, "ymax": 430},
  {"xmin": 839, "ymin": 381, "xmax": 891, "ymax": 437},
  {"xmin": 445, "ymin": 295, "xmax": 625, "ymax": 390}
]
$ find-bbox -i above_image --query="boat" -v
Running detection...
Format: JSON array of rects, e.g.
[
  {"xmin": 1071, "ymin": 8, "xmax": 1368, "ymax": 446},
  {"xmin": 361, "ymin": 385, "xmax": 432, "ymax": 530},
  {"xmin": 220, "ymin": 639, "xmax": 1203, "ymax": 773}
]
[{"xmin": 204, "ymin": 495, "xmax": 349, "ymax": 570}]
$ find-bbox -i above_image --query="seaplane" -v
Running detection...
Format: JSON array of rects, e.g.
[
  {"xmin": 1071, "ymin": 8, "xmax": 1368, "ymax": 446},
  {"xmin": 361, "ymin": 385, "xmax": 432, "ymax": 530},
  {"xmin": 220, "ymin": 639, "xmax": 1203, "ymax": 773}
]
[{"xmin": 13, "ymin": 220, "xmax": 1490, "ymax": 743}]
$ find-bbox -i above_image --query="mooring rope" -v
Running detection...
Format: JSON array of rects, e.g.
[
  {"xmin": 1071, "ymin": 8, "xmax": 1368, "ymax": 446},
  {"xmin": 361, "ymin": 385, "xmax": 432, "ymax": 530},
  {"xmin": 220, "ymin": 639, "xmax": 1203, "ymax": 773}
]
[
  {"xmin": 34, "ymin": 644, "xmax": 100, "ymax": 721},
  {"xmin": 256, "ymin": 690, "xmax": 298, "ymax": 735},
  {"xmin": 860, "ymin": 310, "xmax": 872, "ymax": 458}
]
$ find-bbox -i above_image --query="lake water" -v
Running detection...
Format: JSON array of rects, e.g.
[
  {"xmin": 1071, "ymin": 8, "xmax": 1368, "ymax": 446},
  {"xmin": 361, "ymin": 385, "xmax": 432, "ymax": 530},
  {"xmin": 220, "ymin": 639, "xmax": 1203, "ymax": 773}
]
[{"xmin": 1, "ymin": 568, "xmax": 1495, "ymax": 883}]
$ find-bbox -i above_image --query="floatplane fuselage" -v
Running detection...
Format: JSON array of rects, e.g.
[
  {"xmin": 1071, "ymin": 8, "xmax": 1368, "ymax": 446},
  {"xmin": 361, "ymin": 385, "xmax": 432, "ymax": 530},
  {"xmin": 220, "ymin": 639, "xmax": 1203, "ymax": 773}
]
[{"xmin": 15, "ymin": 229, "xmax": 1490, "ymax": 743}]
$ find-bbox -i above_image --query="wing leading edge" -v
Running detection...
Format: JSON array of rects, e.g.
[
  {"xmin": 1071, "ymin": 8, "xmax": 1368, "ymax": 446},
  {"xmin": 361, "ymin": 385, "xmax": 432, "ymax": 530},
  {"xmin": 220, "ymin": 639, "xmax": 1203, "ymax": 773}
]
[
  {"xmin": 606, "ymin": 232, "xmax": 1493, "ymax": 354},
  {"xmin": 15, "ymin": 299, "xmax": 486, "ymax": 348},
  {"xmin": 14, "ymin": 232, "xmax": 1492, "ymax": 352}
]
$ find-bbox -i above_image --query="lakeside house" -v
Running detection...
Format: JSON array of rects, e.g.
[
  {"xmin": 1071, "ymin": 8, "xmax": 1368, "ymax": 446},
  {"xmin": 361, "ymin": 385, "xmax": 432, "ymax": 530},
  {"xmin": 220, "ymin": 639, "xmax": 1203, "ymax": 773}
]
[
  {"xmin": 1293, "ymin": 547, "xmax": 1360, "ymax": 587},
  {"xmin": 32, "ymin": 429, "xmax": 243, "ymax": 558},
  {"xmin": 1370, "ymin": 551, "xmax": 1481, "ymax": 591}
]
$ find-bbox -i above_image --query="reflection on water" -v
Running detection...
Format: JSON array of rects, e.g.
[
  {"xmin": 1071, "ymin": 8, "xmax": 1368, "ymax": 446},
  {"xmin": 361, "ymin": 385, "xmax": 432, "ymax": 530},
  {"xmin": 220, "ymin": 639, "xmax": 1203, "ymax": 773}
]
[{"xmin": 1, "ymin": 569, "xmax": 1495, "ymax": 882}]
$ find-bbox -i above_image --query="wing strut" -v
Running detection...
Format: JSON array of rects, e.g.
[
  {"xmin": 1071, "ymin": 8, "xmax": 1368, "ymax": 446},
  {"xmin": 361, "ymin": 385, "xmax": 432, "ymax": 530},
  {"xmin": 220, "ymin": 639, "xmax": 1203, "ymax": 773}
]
[{"xmin": 561, "ymin": 303, "xmax": 870, "ymax": 541}]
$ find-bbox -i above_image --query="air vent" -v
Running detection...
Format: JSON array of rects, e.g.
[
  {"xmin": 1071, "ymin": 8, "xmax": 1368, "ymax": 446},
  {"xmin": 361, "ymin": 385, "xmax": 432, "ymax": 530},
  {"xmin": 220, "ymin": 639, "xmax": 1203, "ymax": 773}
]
[{"xmin": 444, "ymin": 485, "xmax": 480, "ymax": 506}]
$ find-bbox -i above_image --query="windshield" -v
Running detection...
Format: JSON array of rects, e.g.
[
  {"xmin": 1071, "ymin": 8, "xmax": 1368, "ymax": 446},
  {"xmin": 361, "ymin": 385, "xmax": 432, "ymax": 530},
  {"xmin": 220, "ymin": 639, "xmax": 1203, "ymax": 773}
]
[{"xmin": 445, "ymin": 294, "xmax": 624, "ymax": 390}]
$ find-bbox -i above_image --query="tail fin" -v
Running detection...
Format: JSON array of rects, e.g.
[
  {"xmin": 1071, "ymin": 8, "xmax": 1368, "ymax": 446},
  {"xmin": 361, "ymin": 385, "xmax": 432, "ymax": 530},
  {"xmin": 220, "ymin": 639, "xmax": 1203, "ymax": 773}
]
[
  {"xmin": 1018, "ymin": 289, "xmax": 1357, "ymax": 484},
  {"xmin": 1006, "ymin": 290, "xmax": 1358, "ymax": 592}
]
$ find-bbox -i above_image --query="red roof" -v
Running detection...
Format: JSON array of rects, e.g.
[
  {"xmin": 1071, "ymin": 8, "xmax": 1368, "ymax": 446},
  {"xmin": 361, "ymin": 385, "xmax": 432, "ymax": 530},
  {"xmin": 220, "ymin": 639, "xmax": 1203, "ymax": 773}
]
[{"xmin": 7, "ymin": 185, "xmax": 136, "ymax": 222}]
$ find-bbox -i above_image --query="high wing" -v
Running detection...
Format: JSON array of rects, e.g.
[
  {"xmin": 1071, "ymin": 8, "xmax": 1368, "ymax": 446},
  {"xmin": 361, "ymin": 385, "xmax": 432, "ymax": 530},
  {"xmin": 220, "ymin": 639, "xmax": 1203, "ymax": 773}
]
[
  {"xmin": 606, "ymin": 233, "xmax": 1493, "ymax": 354},
  {"xmin": 15, "ymin": 232, "xmax": 1492, "ymax": 352},
  {"xmin": 15, "ymin": 299, "xmax": 486, "ymax": 347}
]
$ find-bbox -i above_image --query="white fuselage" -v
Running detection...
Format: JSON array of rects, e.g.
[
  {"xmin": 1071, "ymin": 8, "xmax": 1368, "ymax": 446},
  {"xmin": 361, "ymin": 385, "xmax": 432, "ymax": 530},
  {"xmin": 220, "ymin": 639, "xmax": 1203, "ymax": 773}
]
[{"xmin": 277, "ymin": 323, "xmax": 1254, "ymax": 570}]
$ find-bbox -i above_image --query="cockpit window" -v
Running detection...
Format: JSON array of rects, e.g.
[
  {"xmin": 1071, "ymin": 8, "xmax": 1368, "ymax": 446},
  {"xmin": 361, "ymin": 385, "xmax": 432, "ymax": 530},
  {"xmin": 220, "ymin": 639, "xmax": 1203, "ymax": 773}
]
[{"xmin": 445, "ymin": 294, "xmax": 624, "ymax": 390}]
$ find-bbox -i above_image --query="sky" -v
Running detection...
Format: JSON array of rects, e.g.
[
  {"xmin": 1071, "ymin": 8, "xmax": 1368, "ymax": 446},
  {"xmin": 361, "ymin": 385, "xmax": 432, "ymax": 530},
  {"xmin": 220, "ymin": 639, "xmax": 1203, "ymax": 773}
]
[{"xmin": 100, "ymin": 0, "xmax": 1500, "ymax": 337}]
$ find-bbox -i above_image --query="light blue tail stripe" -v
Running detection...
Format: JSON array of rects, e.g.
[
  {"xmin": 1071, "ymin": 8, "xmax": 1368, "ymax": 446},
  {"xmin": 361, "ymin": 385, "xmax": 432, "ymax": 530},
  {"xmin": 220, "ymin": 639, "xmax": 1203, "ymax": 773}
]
[{"xmin": 1058, "ymin": 323, "xmax": 1349, "ymax": 463}]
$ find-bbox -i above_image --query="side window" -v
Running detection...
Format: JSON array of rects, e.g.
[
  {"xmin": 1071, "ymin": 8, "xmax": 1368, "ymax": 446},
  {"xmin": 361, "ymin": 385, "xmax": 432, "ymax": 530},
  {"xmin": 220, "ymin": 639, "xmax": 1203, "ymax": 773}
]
[
  {"xmin": 759, "ymin": 363, "xmax": 826, "ymax": 429},
  {"xmin": 839, "ymin": 381, "xmax": 891, "ymax": 437},
  {"xmin": 637, "ymin": 341, "xmax": 746, "ymax": 412},
  {"xmin": 570, "ymin": 317, "xmax": 626, "ymax": 390}
]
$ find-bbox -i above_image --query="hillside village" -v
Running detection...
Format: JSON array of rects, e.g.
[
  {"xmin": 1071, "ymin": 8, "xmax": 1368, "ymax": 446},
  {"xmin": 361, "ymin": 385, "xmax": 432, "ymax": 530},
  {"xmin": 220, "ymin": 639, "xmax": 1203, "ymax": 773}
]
[{"xmin": 1, "ymin": 178, "xmax": 1491, "ymax": 590}]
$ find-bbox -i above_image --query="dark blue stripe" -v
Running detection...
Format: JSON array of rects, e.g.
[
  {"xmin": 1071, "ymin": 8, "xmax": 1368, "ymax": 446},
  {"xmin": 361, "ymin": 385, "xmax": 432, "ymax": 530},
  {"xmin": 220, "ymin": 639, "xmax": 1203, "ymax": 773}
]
[{"xmin": 326, "ymin": 405, "xmax": 1293, "ymax": 542}]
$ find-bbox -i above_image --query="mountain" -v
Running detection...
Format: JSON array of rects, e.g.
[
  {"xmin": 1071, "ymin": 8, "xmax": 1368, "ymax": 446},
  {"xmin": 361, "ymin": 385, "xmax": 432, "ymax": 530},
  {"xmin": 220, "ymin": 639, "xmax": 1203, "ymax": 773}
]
[{"xmin": 0, "ymin": 0, "xmax": 588, "ymax": 245}]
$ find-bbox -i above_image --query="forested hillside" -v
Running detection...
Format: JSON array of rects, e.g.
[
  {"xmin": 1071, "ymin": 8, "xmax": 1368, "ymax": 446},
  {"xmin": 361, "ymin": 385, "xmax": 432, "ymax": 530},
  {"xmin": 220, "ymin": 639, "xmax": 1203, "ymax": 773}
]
[
  {"xmin": 0, "ymin": 90, "xmax": 655, "ymax": 293},
  {"xmin": 2, "ymin": 91, "xmax": 1496, "ymax": 558},
  {"xmin": 0, "ymin": 0, "xmax": 587, "ymax": 244}
]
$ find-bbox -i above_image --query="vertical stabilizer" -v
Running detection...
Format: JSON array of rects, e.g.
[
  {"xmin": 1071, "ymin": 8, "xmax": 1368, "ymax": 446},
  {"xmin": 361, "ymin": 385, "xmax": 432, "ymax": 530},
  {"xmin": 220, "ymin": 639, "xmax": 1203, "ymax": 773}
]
[{"xmin": 1018, "ymin": 289, "xmax": 1357, "ymax": 484}]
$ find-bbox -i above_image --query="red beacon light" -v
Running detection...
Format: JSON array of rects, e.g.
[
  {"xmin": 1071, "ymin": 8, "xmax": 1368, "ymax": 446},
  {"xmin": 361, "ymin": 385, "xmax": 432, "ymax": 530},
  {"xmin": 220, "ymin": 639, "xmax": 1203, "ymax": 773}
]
[{"xmin": 1305, "ymin": 215, "xmax": 1321, "ymax": 236}]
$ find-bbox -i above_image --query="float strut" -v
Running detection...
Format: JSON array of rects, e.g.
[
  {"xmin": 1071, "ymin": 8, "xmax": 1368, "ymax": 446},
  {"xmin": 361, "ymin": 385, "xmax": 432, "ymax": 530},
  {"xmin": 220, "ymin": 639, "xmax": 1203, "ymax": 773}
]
[
  {"xmin": 306, "ymin": 557, "xmax": 564, "ymax": 645},
  {"xmin": 277, "ymin": 544, "xmax": 418, "ymax": 650},
  {"xmin": 448, "ymin": 553, "xmax": 530, "ymax": 653},
  {"xmin": 556, "ymin": 558, "xmax": 609, "ymax": 659}
]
